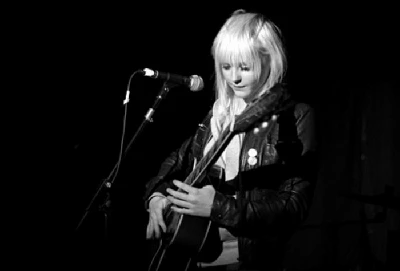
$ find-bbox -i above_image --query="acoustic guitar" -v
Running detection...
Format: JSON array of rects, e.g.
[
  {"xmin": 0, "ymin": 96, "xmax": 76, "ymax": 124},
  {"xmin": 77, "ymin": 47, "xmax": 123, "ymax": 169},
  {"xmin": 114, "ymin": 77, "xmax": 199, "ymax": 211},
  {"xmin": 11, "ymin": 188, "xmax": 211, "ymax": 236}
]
[{"xmin": 147, "ymin": 86, "xmax": 286, "ymax": 271}]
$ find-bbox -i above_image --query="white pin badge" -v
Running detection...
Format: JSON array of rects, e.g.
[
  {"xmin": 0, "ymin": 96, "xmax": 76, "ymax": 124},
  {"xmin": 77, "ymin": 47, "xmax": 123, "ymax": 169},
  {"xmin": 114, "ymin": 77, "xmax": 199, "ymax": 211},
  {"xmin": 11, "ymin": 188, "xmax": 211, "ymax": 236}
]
[{"xmin": 247, "ymin": 148, "xmax": 258, "ymax": 166}]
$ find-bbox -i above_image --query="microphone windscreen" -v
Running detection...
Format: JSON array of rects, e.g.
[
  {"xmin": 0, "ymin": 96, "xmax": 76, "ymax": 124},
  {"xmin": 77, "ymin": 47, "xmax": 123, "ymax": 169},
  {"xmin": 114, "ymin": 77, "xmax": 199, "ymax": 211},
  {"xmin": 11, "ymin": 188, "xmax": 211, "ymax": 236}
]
[{"xmin": 190, "ymin": 75, "xmax": 204, "ymax": 91}]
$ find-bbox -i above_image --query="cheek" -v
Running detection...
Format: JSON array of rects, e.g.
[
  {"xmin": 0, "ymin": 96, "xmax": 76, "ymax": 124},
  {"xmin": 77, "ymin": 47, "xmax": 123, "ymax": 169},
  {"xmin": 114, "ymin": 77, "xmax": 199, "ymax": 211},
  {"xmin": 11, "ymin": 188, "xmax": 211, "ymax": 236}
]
[
  {"xmin": 221, "ymin": 69, "xmax": 230, "ymax": 80},
  {"xmin": 243, "ymin": 73, "xmax": 258, "ymax": 85},
  {"xmin": 246, "ymin": 75, "xmax": 262, "ymax": 95}
]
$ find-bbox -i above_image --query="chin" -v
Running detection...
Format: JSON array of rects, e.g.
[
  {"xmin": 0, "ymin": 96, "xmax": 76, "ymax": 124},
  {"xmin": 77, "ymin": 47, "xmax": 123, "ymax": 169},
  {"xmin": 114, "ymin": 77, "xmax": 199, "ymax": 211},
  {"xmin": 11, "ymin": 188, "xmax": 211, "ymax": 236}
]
[
  {"xmin": 234, "ymin": 91, "xmax": 252, "ymax": 101},
  {"xmin": 233, "ymin": 89, "xmax": 247, "ymax": 97}
]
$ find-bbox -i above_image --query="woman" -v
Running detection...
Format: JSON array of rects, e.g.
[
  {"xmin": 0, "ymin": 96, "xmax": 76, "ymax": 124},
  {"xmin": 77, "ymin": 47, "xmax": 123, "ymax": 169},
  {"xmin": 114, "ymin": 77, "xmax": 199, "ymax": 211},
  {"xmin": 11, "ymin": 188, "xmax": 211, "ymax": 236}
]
[{"xmin": 144, "ymin": 9, "xmax": 318, "ymax": 271}]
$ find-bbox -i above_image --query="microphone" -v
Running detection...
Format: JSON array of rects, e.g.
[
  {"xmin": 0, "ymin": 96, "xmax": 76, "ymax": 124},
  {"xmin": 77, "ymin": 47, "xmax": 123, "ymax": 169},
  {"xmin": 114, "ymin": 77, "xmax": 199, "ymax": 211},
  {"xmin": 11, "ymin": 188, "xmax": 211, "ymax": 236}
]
[{"xmin": 141, "ymin": 68, "xmax": 204, "ymax": 91}]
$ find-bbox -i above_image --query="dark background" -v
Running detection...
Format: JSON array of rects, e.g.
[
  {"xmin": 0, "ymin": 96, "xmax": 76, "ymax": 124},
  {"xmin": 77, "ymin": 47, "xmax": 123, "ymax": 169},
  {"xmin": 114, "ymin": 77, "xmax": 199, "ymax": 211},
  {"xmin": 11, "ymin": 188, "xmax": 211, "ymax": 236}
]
[{"xmin": 15, "ymin": 2, "xmax": 399, "ymax": 270}]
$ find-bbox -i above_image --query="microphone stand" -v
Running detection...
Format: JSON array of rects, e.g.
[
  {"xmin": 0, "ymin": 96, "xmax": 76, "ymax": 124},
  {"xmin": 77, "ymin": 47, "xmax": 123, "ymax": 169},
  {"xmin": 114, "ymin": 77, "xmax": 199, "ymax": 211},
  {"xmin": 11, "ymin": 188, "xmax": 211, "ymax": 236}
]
[
  {"xmin": 124, "ymin": 81, "xmax": 175, "ymax": 156},
  {"xmin": 75, "ymin": 80, "xmax": 175, "ymax": 240}
]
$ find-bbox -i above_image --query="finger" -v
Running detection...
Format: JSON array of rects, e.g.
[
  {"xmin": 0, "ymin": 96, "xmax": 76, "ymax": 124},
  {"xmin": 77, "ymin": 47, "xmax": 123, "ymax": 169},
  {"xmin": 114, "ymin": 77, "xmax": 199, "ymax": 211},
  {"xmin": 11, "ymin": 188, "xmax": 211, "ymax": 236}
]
[
  {"xmin": 166, "ymin": 188, "xmax": 189, "ymax": 201},
  {"xmin": 154, "ymin": 206, "xmax": 166, "ymax": 231},
  {"xmin": 156, "ymin": 209, "xmax": 167, "ymax": 233},
  {"xmin": 146, "ymin": 220, "xmax": 154, "ymax": 239},
  {"xmin": 149, "ymin": 199, "xmax": 167, "ymax": 233},
  {"xmin": 173, "ymin": 180, "xmax": 198, "ymax": 195},
  {"xmin": 159, "ymin": 220, "xmax": 167, "ymax": 233},
  {"xmin": 167, "ymin": 196, "xmax": 192, "ymax": 209},
  {"xmin": 149, "ymin": 213, "xmax": 161, "ymax": 238},
  {"xmin": 154, "ymin": 221, "xmax": 161, "ymax": 239}
]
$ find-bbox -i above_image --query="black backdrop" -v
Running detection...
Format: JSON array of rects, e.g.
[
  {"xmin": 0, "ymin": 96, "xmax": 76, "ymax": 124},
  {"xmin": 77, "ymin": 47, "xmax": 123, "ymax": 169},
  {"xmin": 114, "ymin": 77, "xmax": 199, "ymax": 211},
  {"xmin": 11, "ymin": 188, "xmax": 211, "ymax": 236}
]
[{"xmin": 19, "ymin": 3, "xmax": 399, "ymax": 270}]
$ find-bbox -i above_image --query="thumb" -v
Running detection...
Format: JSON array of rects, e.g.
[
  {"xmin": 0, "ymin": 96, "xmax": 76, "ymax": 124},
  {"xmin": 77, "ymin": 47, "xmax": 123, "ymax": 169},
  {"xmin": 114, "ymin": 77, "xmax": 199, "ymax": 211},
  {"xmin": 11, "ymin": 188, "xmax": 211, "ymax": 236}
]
[{"xmin": 202, "ymin": 185, "xmax": 216, "ymax": 194}]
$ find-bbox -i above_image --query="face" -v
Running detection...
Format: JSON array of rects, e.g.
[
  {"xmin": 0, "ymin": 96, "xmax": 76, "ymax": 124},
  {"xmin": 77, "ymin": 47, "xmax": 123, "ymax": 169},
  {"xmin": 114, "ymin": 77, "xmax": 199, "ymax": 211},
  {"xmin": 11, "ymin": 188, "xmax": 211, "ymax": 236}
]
[{"xmin": 221, "ymin": 59, "xmax": 269, "ymax": 103}]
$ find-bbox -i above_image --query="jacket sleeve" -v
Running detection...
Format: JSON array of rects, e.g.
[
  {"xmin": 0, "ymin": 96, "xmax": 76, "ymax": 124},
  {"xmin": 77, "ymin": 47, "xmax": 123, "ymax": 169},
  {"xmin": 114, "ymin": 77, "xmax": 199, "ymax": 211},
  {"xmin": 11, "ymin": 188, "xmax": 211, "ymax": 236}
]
[
  {"xmin": 142, "ymin": 135, "xmax": 194, "ymax": 203},
  {"xmin": 210, "ymin": 103, "xmax": 318, "ymax": 237},
  {"xmin": 142, "ymin": 111, "xmax": 213, "ymax": 204}
]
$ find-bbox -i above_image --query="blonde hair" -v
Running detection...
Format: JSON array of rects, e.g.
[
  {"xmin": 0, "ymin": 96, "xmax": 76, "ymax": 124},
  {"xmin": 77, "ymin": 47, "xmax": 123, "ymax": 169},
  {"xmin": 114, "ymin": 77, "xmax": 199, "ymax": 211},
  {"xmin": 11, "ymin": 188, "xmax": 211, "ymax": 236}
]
[{"xmin": 210, "ymin": 9, "xmax": 287, "ymax": 138}]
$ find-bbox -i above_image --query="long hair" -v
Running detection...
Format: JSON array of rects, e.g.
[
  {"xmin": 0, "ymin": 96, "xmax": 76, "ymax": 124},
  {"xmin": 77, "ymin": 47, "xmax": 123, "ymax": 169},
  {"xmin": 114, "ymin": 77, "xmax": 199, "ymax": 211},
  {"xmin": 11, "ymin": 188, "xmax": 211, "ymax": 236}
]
[{"xmin": 210, "ymin": 9, "xmax": 287, "ymax": 138}]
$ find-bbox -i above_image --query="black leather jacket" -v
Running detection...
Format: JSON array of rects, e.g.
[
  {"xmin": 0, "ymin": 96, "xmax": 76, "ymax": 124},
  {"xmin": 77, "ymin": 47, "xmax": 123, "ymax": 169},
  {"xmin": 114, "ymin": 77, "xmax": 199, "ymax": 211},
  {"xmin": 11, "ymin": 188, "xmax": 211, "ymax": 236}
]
[{"xmin": 143, "ymin": 85, "xmax": 318, "ymax": 270}]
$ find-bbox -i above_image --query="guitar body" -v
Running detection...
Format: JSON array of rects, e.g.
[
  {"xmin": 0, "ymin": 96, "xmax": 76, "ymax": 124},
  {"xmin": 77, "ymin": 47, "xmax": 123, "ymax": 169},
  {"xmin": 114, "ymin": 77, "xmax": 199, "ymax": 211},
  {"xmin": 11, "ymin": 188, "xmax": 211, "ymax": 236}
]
[{"xmin": 148, "ymin": 205, "xmax": 222, "ymax": 271}]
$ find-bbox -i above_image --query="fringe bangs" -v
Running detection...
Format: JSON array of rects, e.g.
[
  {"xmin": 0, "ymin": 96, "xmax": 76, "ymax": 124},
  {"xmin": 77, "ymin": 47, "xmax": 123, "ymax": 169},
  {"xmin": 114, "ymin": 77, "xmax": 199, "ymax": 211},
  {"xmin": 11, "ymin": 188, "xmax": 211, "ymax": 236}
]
[{"xmin": 215, "ymin": 32, "xmax": 258, "ymax": 69}]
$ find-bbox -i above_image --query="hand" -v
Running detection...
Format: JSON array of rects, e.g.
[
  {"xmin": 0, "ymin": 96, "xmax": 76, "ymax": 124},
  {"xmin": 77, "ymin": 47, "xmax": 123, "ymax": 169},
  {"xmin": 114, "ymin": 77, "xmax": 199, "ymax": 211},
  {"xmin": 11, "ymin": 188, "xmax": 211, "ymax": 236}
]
[
  {"xmin": 166, "ymin": 180, "xmax": 216, "ymax": 217},
  {"xmin": 146, "ymin": 195, "xmax": 168, "ymax": 239}
]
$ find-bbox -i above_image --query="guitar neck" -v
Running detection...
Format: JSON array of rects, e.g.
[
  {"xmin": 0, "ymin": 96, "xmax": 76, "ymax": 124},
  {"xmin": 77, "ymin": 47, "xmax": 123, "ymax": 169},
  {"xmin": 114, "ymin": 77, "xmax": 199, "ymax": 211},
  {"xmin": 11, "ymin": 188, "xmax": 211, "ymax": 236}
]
[
  {"xmin": 181, "ymin": 85, "xmax": 287, "ymax": 190},
  {"xmin": 183, "ymin": 127, "xmax": 234, "ymax": 189}
]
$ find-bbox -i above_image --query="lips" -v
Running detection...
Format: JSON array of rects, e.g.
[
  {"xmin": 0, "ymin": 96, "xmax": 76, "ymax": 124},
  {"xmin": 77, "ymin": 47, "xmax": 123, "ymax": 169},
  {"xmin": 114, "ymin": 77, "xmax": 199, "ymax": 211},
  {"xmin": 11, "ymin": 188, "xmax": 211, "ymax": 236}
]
[{"xmin": 230, "ymin": 84, "xmax": 245, "ymax": 89}]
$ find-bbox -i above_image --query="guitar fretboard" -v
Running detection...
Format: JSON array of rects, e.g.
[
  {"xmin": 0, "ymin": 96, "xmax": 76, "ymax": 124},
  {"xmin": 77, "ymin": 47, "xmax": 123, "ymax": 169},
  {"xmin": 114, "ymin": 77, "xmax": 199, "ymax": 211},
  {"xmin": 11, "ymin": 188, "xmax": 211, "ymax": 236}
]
[{"xmin": 182, "ymin": 126, "xmax": 234, "ymax": 189}]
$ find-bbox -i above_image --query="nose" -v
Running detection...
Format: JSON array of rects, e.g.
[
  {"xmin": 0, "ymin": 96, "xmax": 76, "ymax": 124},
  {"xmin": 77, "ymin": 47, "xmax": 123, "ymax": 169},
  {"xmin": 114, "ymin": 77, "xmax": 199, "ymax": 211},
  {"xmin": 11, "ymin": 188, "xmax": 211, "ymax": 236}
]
[
  {"xmin": 232, "ymin": 69, "xmax": 242, "ymax": 85},
  {"xmin": 233, "ymin": 78, "xmax": 242, "ymax": 84}
]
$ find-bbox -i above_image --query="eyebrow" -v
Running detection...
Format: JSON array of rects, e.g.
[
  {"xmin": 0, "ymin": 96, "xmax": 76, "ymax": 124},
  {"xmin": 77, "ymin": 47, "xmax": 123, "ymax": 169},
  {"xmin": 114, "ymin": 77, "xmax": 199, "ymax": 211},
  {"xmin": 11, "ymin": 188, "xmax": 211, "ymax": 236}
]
[{"xmin": 220, "ymin": 61, "xmax": 250, "ymax": 66}]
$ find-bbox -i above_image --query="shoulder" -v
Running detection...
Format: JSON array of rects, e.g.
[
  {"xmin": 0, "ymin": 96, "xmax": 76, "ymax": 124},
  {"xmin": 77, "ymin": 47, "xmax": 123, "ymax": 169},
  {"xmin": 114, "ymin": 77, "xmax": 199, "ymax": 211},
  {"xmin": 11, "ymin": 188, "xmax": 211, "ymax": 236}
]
[
  {"xmin": 294, "ymin": 102, "xmax": 314, "ymax": 117},
  {"xmin": 277, "ymin": 98, "xmax": 315, "ymax": 126},
  {"xmin": 279, "ymin": 83, "xmax": 314, "ymax": 118}
]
